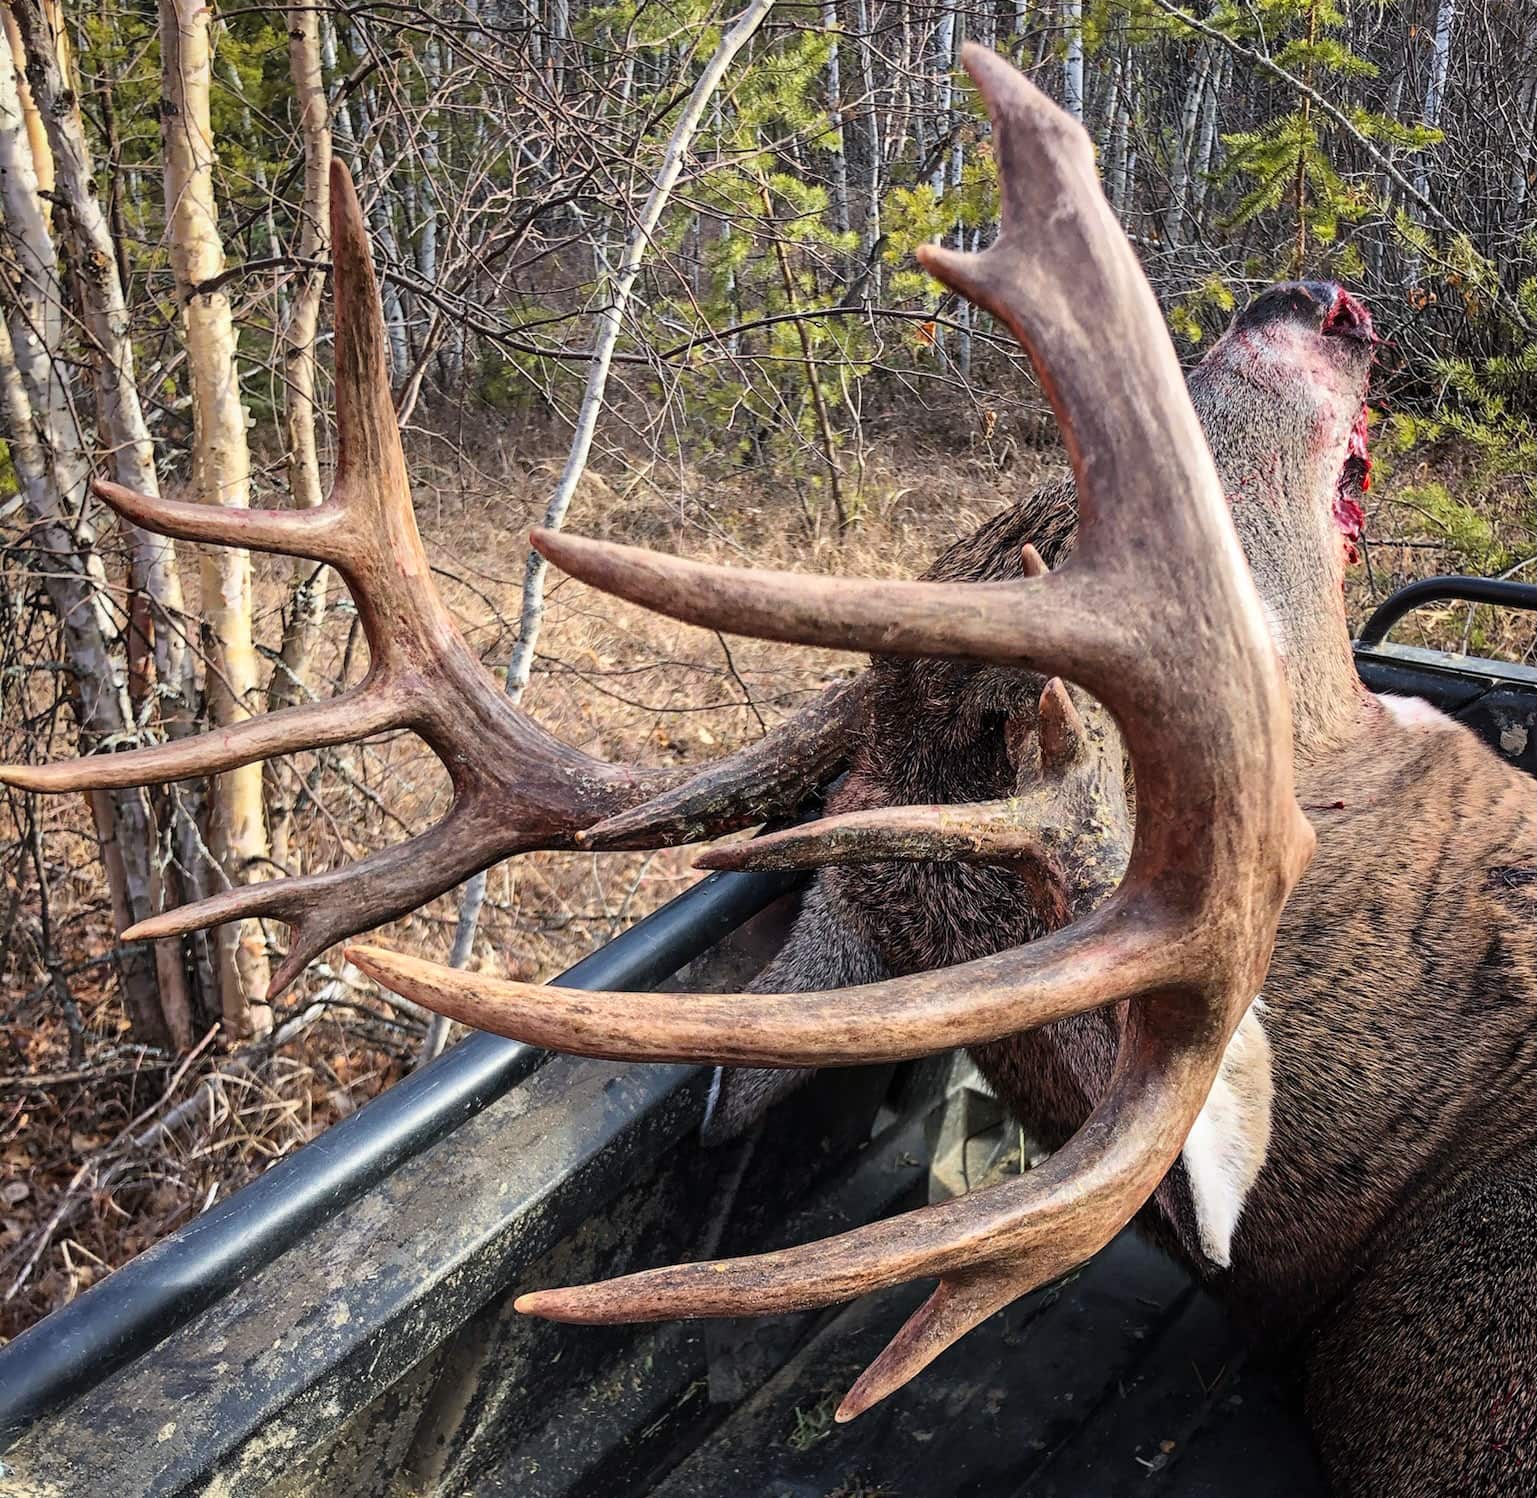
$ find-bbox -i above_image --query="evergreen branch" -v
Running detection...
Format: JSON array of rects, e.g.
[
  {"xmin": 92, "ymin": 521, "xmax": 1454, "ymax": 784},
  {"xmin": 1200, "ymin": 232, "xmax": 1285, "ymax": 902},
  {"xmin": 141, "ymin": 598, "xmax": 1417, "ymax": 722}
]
[
  {"xmin": 1143, "ymin": 0, "xmax": 1531, "ymax": 334},
  {"xmin": 1143, "ymin": 0, "xmax": 1448, "ymax": 231}
]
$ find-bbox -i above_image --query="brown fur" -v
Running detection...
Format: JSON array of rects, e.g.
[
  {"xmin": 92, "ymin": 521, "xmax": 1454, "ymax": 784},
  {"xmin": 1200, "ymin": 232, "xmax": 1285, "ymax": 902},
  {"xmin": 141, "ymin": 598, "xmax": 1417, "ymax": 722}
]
[{"xmin": 712, "ymin": 283, "xmax": 1537, "ymax": 1495}]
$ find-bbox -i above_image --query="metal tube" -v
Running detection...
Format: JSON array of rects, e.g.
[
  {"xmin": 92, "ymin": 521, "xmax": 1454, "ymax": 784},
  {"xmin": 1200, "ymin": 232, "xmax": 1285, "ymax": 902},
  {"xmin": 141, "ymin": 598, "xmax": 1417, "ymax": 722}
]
[{"xmin": 1356, "ymin": 576, "xmax": 1537, "ymax": 649}]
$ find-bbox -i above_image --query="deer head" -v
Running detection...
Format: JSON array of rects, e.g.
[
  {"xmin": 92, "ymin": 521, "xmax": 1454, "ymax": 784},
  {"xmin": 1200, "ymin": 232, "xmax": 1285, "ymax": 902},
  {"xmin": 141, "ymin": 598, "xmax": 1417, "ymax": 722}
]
[
  {"xmin": 340, "ymin": 47, "xmax": 1317, "ymax": 1419},
  {"xmin": 0, "ymin": 163, "xmax": 864, "ymax": 998}
]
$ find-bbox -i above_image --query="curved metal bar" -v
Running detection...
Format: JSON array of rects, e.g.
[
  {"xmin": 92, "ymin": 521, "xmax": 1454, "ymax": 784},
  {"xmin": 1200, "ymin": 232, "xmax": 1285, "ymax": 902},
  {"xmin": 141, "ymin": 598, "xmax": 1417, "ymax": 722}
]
[{"xmin": 1356, "ymin": 576, "xmax": 1537, "ymax": 649}]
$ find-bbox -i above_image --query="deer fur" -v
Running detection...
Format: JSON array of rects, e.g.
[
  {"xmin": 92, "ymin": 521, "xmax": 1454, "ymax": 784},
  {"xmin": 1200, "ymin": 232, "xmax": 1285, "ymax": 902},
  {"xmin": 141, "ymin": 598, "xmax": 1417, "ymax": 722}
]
[{"xmin": 707, "ymin": 282, "xmax": 1537, "ymax": 1497}]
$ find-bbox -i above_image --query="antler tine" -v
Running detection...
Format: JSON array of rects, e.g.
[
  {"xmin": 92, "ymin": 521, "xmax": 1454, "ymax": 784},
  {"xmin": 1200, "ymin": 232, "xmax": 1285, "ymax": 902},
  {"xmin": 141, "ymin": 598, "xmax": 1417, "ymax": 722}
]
[
  {"xmin": 131, "ymin": 805, "xmax": 502, "ymax": 998},
  {"xmin": 0, "ymin": 687, "xmax": 408, "ymax": 793},
  {"xmin": 347, "ymin": 898, "xmax": 1176, "ymax": 1065},
  {"xmin": 693, "ymin": 803, "xmax": 1049, "ymax": 874},
  {"xmin": 92, "ymin": 478, "xmax": 355, "ymax": 562},
  {"xmin": 328, "ymin": 164, "xmax": 411, "ymax": 501},
  {"xmin": 530, "ymin": 528, "xmax": 1122, "ymax": 704},
  {"xmin": 3, "ymin": 158, "xmax": 864, "ymax": 991},
  {"xmin": 698, "ymin": 678, "xmax": 1125, "ymax": 905},
  {"xmin": 506, "ymin": 998, "xmax": 1208, "ymax": 1384},
  {"xmin": 354, "ymin": 45, "xmax": 1317, "ymax": 1417},
  {"xmin": 576, "ymin": 675, "xmax": 868, "ymax": 846}
]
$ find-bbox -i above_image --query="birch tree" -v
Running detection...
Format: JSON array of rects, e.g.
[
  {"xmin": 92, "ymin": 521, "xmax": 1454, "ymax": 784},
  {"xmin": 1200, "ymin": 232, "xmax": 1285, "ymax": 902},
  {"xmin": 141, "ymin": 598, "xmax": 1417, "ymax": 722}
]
[
  {"xmin": 1063, "ymin": 0, "xmax": 1084, "ymax": 122},
  {"xmin": 1164, "ymin": 47, "xmax": 1212, "ymax": 246},
  {"xmin": 0, "ymin": 53, "xmax": 189, "ymax": 1046},
  {"xmin": 8, "ymin": 0, "xmax": 192, "ymax": 713},
  {"xmin": 159, "ymin": 0, "xmax": 273, "ymax": 1036},
  {"xmin": 265, "ymin": 1, "xmax": 333, "ymax": 872}
]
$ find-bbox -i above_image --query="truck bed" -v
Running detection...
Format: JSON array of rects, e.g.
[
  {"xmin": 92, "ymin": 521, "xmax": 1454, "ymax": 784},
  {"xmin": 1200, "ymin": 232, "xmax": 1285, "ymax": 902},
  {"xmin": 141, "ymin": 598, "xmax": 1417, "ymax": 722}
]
[{"xmin": 1, "ymin": 587, "xmax": 1531, "ymax": 1498}]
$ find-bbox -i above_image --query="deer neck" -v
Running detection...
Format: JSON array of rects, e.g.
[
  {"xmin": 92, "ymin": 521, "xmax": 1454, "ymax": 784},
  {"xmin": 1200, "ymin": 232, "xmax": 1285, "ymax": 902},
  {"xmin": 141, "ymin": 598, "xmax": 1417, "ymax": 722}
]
[
  {"xmin": 1226, "ymin": 471, "xmax": 1372, "ymax": 758},
  {"xmin": 1191, "ymin": 372, "xmax": 1374, "ymax": 759}
]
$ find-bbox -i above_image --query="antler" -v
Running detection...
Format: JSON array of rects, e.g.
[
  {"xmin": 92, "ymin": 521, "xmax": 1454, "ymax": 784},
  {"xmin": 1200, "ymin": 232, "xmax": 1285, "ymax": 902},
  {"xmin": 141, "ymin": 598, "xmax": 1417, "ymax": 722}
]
[
  {"xmin": 698, "ymin": 671, "xmax": 1130, "ymax": 921},
  {"xmin": 349, "ymin": 46, "xmax": 1315, "ymax": 1417},
  {"xmin": 0, "ymin": 162, "xmax": 861, "ymax": 997}
]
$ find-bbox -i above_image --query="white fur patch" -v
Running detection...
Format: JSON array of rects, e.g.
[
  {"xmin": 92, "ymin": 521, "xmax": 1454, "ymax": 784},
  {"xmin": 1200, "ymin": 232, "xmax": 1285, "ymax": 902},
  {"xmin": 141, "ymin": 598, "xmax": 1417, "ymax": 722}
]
[
  {"xmin": 1376, "ymin": 693, "xmax": 1458, "ymax": 732},
  {"xmin": 1180, "ymin": 999, "xmax": 1274, "ymax": 1269}
]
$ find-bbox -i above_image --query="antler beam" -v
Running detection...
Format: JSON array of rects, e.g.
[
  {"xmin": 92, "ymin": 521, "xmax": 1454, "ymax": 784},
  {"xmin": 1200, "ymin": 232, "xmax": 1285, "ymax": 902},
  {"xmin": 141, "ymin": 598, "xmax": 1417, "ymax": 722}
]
[
  {"xmin": 353, "ymin": 44, "xmax": 1315, "ymax": 1416},
  {"xmin": 1, "ymin": 162, "xmax": 862, "ymax": 996}
]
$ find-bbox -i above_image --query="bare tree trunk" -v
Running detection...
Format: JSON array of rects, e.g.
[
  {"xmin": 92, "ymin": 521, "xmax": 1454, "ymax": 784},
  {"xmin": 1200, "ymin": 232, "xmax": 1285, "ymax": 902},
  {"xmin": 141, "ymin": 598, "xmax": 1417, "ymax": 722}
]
[
  {"xmin": 929, "ymin": 5, "xmax": 957, "ymax": 197},
  {"xmin": 1164, "ymin": 47, "xmax": 1211, "ymax": 247},
  {"xmin": 1404, "ymin": 0, "xmax": 1456, "ymax": 286},
  {"xmin": 1062, "ymin": 0, "xmax": 1084, "ymax": 121},
  {"xmin": 1509, "ymin": 73, "xmax": 1537, "ymax": 230},
  {"xmin": 12, "ymin": 1, "xmax": 215, "ymax": 1012},
  {"xmin": 1415, "ymin": 0, "xmax": 1458, "ymax": 205},
  {"xmin": 504, "ymin": 0, "xmax": 780, "ymax": 700},
  {"xmin": 0, "ymin": 33, "xmax": 183, "ymax": 1046},
  {"xmin": 823, "ymin": 0, "xmax": 849, "ymax": 237},
  {"xmin": 265, "ymin": 1, "xmax": 334, "ymax": 873},
  {"xmin": 853, "ymin": 0, "xmax": 882, "ymax": 288},
  {"xmin": 1, "ymin": 7, "xmax": 50, "ymax": 210},
  {"xmin": 9, "ymin": 0, "xmax": 193, "ymax": 716},
  {"xmin": 1108, "ymin": 54, "xmax": 1131, "ymax": 215},
  {"xmin": 159, "ymin": 0, "xmax": 273, "ymax": 1036},
  {"xmin": 1191, "ymin": 52, "xmax": 1224, "ymax": 216}
]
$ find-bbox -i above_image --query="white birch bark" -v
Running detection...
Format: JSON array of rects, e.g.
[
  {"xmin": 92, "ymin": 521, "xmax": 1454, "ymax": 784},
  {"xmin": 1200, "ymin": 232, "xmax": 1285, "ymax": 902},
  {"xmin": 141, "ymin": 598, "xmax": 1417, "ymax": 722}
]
[
  {"xmin": 1191, "ymin": 53, "xmax": 1225, "ymax": 215},
  {"xmin": 1164, "ymin": 48, "xmax": 1212, "ymax": 248},
  {"xmin": 1063, "ymin": 0, "xmax": 1084, "ymax": 121},
  {"xmin": 160, "ymin": 0, "xmax": 273, "ymax": 1035},
  {"xmin": 1108, "ymin": 59, "xmax": 1131, "ymax": 215},
  {"xmin": 853, "ymin": 0, "xmax": 882, "ymax": 274},
  {"xmin": 265, "ymin": 0, "xmax": 334, "ymax": 872},
  {"xmin": 929, "ymin": 6, "xmax": 957, "ymax": 198},
  {"xmin": 0, "ymin": 59, "xmax": 182, "ymax": 1045},
  {"xmin": 1414, "ymin": 0, "xmax": 1457, "ymax": 207},
  {"xmin": 8, "ymin": 0, "xmax": 193, "ymax": 715},
  {"xmin": 1509, "ymin": 74, "xmax": 1537, "ymax": 229},
  {"xmin": 823, "ymin": 0, "xmax": 850, "ymax": 236}
]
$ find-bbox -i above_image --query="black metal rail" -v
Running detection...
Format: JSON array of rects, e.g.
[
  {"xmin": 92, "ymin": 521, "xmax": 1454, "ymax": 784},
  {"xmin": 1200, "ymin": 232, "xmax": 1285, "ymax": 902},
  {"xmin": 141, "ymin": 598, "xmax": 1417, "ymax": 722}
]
[{"xmin": 1356, "ymin": 574, "xmax": 1537, "ymax": 648}]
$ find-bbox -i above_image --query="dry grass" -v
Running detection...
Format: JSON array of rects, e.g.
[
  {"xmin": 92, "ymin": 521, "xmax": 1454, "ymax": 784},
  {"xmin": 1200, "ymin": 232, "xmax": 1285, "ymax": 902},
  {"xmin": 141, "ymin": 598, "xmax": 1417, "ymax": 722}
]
[{"xmin": 1, "ymin": 425, "xmax": 1530, "ymax": 1343}]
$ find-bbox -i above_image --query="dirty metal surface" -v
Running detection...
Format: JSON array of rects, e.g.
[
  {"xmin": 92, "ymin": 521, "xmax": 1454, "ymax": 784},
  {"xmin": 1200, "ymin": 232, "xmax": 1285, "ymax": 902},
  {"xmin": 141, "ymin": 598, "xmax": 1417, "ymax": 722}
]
[
  {"xmin": 640, "ymin": 1231, "xmax": 1324, "ymax": 1498},
  {"xmin": 1353, "ymin": 646, "xmax": 1537, "ymax": 776}
]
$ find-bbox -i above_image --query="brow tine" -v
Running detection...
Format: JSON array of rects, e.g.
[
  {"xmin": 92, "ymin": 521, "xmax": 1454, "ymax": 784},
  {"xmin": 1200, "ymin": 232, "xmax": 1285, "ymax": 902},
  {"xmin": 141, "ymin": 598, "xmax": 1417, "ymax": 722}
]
[{"xmin": 693, "ymin": 800, "xmax": 1047, "ymax": 874}]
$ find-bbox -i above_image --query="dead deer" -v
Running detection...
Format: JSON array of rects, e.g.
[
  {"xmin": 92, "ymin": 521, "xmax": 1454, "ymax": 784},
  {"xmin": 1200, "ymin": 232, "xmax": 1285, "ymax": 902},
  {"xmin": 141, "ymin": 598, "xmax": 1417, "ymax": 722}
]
[{"xmin": 7, "ymin": 47, "xmax": 1532, "ymax": 1498}]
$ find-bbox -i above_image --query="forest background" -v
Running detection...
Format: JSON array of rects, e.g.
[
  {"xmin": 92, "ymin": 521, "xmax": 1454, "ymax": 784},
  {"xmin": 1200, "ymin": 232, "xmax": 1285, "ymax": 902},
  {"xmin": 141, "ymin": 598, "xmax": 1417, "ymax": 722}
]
[{"xmin": 1, "ymin": 0, "xmax": 1533, "ymax": 1338}]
